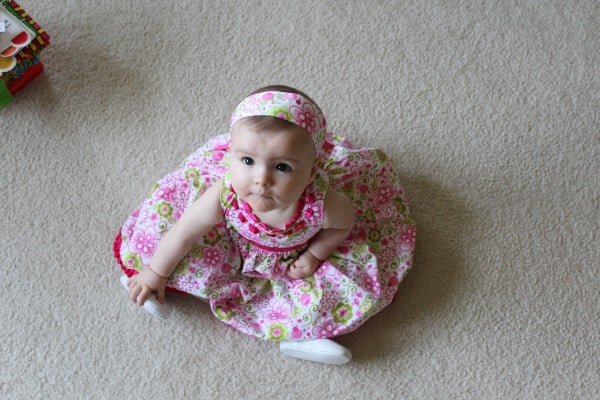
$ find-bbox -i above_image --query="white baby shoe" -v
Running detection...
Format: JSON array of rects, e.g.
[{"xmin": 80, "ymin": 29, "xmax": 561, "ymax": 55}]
[
  {"xmin": 119, "ymin": 275, "xmax": 171, "ymax": 320},
  {"xmin": 279, "ymin": 339, "xmax": 352, "ymax": 365}
]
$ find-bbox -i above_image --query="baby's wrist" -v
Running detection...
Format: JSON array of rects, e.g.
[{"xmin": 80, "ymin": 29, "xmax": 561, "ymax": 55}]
[
  {"xmin": 306, "ymin": 249, "xmax": 323, "ymax": 269},
  {"xmin": 306, "ymin": 249, "xmax": 324, "ymax": 262},
  {"xmin": 147, "ymin": 265, "xmax": 169, "ymax": 280}
]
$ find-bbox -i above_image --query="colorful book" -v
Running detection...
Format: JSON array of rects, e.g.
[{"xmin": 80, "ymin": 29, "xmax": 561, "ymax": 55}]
[{"xmin": 0, "ymin": 0, "xmax": 49, "ymax": 106}]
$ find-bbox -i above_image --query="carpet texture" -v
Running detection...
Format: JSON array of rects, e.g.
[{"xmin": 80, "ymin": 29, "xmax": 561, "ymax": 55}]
[{"xmin": 1, "ymin": 1, "xmax": 598, "ymax": 398}]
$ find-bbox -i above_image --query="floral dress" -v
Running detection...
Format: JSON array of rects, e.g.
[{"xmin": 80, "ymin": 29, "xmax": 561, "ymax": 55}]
[{"xmin": 114, "ymin": 132, "xmax": 416, "ymax": 341}]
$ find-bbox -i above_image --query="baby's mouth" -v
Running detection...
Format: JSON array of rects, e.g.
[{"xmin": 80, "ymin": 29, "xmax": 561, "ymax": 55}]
[{"xmin": 254, "ymin": 189, "xmax": 271, "ymax": 198}]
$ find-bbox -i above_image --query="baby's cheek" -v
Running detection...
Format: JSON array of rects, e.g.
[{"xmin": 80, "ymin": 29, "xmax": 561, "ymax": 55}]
[{"xmin": 229, "ymin": 179, "xmax": 243, "ymax": 197}]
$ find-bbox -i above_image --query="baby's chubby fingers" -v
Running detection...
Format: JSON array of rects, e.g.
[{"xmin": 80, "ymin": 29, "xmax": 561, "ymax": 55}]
[
  {"xmin": 135, "ymin": 286, "xmax": 152, "ymax": 307},
  {"xmin": 127, "ymin": 279, "xmax": 142, "ymax": 304},
  {"xmin": 156, "ymin": 287, "xmax": 166, "ymax": 304},
  {"xmin": 287, "ymin": 262, "xmax": 306, "ymax": 279},
  {"xmin": 126, "ymin": 276, "xmax": 152, "ymax": 306}
]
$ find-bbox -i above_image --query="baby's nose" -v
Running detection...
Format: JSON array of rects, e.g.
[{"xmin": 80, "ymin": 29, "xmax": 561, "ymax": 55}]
[{"xmin": 254, "ymin": 168, "xmax": 272, "ymax": 187}]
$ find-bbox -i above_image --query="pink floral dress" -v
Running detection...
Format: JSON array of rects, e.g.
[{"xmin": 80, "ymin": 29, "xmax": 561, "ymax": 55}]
[{"xmin": 114, "ymin": 132, "xmax": 416, "ymax": 341}]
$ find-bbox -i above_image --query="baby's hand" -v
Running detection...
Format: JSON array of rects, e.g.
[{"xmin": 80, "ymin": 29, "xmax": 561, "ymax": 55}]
[
  {"xmin": 287, "ymin": 251, "xmax": 321, "ymax": 279},
  {"xmin": 126, "ymin": 267, "xmax": 168, "ymax": 306}
]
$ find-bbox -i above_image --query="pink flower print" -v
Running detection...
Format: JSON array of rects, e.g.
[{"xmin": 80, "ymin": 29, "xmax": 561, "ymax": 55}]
[
  {"xmin": 315, "ymin": 321, "xmax": 342, "ymax": 338},
  {"xmin": 203, "ymin": 248, "xmax": 222, "ymax": 266},
  {"xmin": 211, "ymin": 151, "xmax": 224, "ymax": 162},
  {"xmin": 155, "ymin": 185, "xmax": 176, "ymax": 202},
  {"xmin": 265, "ymin": 302, "xmax": 292, "ymax": 324},
  {"xmin": 361, "ymin": 274, "xmax": 377, "ymax": 291},
  {"xmin": 283, "ymin": 92, "xmax": 299, "ymax": 100},
  {"xmin": 292, "ymin": 327, "xmax": 303, "ymax": 339},
  {"xmin": 124, "ymin": 217, "xmax": 136, "ymax": 238},
  {"xmin": 262, "ymin": 92, "xmax": 274, "ymax": 101},
  {"xmin": 305, "ymin": 204, "xmax": 322, "ymax": 221},
  {"xmin": 214, "ymin": 142, "xmax": 230, "ymax": 151},
  {"xmin": 357, "ymin": 183, "xmax": 370, "ymax": 194},
  {"xmin": 375, "ymin": 184, "xmax": 395, "ymax": 205},
  {"xmin": 206, "ymin": 229, "xmax": 219, "ymax": 241},
  {"xmin": 300, "ymin": 293, "xmax": 311, "ymax": 306},
  {"xmin": 342, "ymin": 181, "xmax": 353, "ymax": 193},
  {"xmin": 173, "ymin": 274, "xmax": 200, "ymax": 292},
  {"xmin": 129, "ymin": 228, "xmax": 159, "ymax": 257},
  {"xmin": 337, "ymin": 245, "xmax": 350, "ymax": 254},
  {"xmin": 354, "ymin": 229, "xmax": 367, "ymax": 242},
  {"xmin": 312, "ymin": 204, "xmax": 323, "ymax": 218},
  {"xmin": 221, "ymin": 263, "xmax": 232, "ymax": 274},
  {"xmin": 400, "ymin": 227, "xmax": 416, "ymax": 251},
  {"xmin": 387, "ymin": 273, "xmax": 400, "ymax": 287},
  {"xmin": 372, "ymin": 274, "xmax": 382, "ymax": 293},
  {"xmin": 291, "ymin": 103, "xmax": 318, "ymax": 135},
  {"xmin": 321, "ymin": 291, "xmax": 338, "ymax": 309}
]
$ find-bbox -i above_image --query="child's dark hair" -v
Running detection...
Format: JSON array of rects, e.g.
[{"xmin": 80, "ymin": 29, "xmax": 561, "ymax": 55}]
[{"xmin": 241, "ymin": 85, "xmax": 321, "ymax": 132}]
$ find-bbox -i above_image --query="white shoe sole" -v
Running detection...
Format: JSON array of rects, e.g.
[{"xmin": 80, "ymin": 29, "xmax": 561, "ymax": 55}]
[
  {"xmin": 120, "ymin": 275, "xmax": 171, "ymax": 320},
  {"xmin": 279, "ymin": 339, "xmax": 352, "ymax": 365}
]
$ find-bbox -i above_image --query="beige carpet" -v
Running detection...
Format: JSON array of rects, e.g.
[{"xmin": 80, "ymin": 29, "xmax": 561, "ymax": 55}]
[{"xmin": 2, "ymin": 0, "xmax": 598, "ymax": 398}]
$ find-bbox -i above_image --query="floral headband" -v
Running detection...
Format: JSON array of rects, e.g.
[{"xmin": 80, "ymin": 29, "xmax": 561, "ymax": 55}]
[{"xmin": 230, "ymin": 91, "xmax": 327, "ymax": 152}]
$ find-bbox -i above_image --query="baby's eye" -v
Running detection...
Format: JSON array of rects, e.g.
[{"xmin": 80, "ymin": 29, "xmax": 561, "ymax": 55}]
[
  {"xmin": 241, "ymin": 157, "xmax": 254, "ymax": 165},
  {"xmin": 275, "ymin": 163, "xmax": 292, "ymax": 172}
]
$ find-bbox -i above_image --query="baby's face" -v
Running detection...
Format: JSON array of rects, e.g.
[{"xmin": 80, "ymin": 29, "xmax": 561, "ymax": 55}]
[{"xmin": 230, "ymin": 120, "xmax": 317, "ymax": 215}]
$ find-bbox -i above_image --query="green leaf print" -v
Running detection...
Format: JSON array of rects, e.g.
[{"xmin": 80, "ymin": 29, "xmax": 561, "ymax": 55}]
[
  {"xmin": 155, "ymin": 201, "xmax": 173, "ymax": 218},
  {"xmin": 359, "ymin": 296, "xmax": 374, "ymax": 314},
  {"xmin": 332, "ymin": 303, "xmax": 353, "ymax": 324},
  {"xmin": 214, "ymin": 306, "xmax": 236, "ymax": 321},
  {"xmin": 393, "ymin": 197, "xmax": 407, "ymax": 214},
  {"xmin": 375, "ymin": 149, "xmax": 388, "ymax": 162},
  {"xmin": 174, "ymin": 260, "xmax": 190, "ymax": 275},
  {"xmin": 147, "ymin": 183, "xmax": 159, "ymax": 199},
  {"xmin": 270, "ymin": 106, "xmax": 292, "ymax": 121},
  {"xmin": 202, "ymin": 228, "xmax": 223, "ymax": 245},
  {"xmin": 267, "ymin": 323, "xmax": 289, "ymax": 341},
  {"xmin": 123, "ymin": 253, "xmax": 142, "ymax": 271},
  {"xmin": 368, "ymin": 228, "xmax": 382, "ymax": 243},
  {"xmin": 365, "ymin": 209, "xmax": 376, "ymax": 221}
]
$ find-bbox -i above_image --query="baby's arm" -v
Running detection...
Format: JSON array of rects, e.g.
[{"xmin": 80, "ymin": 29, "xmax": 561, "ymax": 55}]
[
  {"xmin": 288, "ymin": 189, "xmax": 355, "ymax": 279},
  {"xmin": 127, "ymin": 180, "xmax": 224, "ymax": 306}
]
